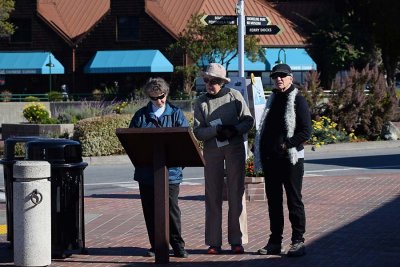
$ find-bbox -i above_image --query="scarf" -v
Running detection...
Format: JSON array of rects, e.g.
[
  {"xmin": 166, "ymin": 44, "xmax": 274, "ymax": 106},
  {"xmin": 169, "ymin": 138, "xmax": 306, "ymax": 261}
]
[{"xmin": 254, "ymin": 88, "xmax": 298, "ymax": 171}]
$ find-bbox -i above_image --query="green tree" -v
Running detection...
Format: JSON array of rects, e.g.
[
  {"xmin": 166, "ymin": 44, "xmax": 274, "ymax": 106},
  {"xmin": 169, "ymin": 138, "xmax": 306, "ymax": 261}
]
[
  {"xmin": 0, "ymin": 0, "xmax": 15, "ymax": 37},
  {"xmin": 303, "ymin": 0, "xmax": 400, "ymax": 87},
  {"xmin": 168, "ymin": 13, "xmax": 264, "ymax": 93},
  {"xmin": 346, "ymin": 0, "xmax": 400, "ymax": 86},
  {"xmin": 303, "ymin": 7, "xmax": 369, "ymax": 88}
]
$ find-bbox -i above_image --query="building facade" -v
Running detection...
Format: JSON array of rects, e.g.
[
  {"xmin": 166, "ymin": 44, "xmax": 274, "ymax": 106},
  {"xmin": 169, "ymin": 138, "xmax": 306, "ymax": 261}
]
[{"xmin": 0, "ymin": 0, "xmax": 321, "ymax": 97}]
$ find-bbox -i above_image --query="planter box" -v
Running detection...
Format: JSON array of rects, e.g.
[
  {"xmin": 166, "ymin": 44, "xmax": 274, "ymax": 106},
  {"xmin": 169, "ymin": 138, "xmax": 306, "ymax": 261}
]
[
  {"xmin": 223, "ymin": 176, "xmax": 266, "ymax": 202},
  {"xmin": 1, "ymin": 123, "xmax": 74, "ymax": 140},
  {"xmin": 245, "ymin": 177, "xmax": 266, "ymax": 201}
]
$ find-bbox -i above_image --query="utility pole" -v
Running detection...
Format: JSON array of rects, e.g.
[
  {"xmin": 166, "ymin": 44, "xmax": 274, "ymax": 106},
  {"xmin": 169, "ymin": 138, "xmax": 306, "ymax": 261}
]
[{"xmin": 237, "ymin": 0, "xmax": 245, "ymax": 78}]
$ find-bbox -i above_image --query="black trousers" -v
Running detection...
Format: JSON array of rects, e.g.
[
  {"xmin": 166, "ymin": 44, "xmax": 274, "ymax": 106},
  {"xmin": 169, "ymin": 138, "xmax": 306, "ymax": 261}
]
[
  {"xmin": 263, "ymin": 158, "xmax": 305, "ymax": 244},
  {"xmin": 138, "ymin": 183, "xmax": 185, "ymax": 250}
]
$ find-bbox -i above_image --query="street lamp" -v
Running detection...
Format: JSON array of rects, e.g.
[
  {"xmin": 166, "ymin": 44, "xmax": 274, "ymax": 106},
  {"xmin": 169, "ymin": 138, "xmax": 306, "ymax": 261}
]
[
  {"xmin": 45, "ymin": 53, "xmax": 54, "ymax": 92},
  {"xmin": 275, "ymin": 48, "xmax": 286, "ymax": 64}
]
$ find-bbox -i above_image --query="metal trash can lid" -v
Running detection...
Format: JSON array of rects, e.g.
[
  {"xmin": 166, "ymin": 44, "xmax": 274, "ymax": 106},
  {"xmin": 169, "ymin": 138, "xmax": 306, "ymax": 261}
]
[
  {"xmin": 26, "ymin": 139, "xmax": 83, "ymax": 164},
  {"xmin": 3, "ymin": 136, "xmax": 44, "ymax": 161}
]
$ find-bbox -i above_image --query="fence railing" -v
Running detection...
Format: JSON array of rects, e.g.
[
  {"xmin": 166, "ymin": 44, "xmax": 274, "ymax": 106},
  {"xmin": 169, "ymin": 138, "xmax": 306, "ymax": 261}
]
[
  {"xmin": 0, "ymin": 93, "xmax": 110, "ymax": 102},
  {"xmin": 0, "ymin": 93, "xmax": 49, "ymax": 102}
]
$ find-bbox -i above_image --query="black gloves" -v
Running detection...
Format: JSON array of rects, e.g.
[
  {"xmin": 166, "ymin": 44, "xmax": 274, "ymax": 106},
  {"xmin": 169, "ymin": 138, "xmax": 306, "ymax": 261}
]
[{"xmin": 216, "ymin": 125, "xmax": 238, "ymax": 141}]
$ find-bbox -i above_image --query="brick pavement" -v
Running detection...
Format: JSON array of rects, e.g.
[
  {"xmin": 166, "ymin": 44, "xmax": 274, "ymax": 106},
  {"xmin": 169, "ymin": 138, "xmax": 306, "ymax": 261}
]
[{"xmin": 1, "ymin": 173, "xmax": 399, "ymax": 267}]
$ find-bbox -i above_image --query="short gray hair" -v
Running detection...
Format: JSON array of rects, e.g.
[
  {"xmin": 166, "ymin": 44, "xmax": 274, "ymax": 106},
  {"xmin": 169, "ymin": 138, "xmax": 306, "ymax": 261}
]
[{"xmin": 143, "ymin": 77, "xmax": 169, "ymax": 96}]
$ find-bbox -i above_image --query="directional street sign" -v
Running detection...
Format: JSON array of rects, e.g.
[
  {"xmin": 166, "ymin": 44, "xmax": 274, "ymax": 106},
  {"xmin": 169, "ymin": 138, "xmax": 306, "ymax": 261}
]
[
  {"xmin": 245, "ymin": 16, "xmax": 270, "ymax": 26},
  {"xmin": 246, "ymin": 25, "xmax": 281, "ymax": 35},
  {"xmin": 201, "ymin": 15, "xmax": 237, "ymax": 25},
  {"xmin": 201, "ymin": 15, "xmax": 269, "ymax": 26}
]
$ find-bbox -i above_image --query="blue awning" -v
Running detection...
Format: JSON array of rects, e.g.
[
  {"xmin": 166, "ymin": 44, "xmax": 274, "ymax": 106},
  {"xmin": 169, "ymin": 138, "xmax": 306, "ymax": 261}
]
[
  {"xmin": 199, "ymin": 52, "xmax": 270, "ymax": 71},
  {"xmin": 265, "ymin": 48, "xmax": 316, "ymax": 71},
  {"xmin": 0, "ymin": 51, "xmax": 64, "ymax": 74},
  {"xmin": 84, "ymin": 50, "xmax": 173, "ymax": 73}
]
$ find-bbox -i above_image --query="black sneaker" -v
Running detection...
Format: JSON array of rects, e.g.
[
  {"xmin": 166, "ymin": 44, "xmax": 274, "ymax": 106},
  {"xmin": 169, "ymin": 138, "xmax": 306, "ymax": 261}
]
[
  {"xmin": 146, "ymin": 248, "xmax": 155, "ymax": 257},
  {"xmin": 257, "ymin": 243, "xmax": 282, "ymax": 255},
  {"xmin": 287, "ymin": 241, "xmax": 305, "ymax": 257},
  {"xmin": 173, "ymin": 248, "xmax": 189, "ymax": 258}
]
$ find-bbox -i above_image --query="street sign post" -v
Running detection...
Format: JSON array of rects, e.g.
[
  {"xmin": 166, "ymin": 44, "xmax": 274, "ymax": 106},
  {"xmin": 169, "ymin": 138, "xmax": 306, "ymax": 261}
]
[
  {"xmin": 246, "ymin": 25, "xmax": 281, "ymax": 35},
  {"xmin": 245, "ymin": 16, "xmax": 270, "ymax": 26},
  {"xmin": 201, "ymin": 15, "xmax": 269, "ymax": 26},
  {"xmin": 200, "ymin": 15, "xmax": 237, "ymax": 25}
]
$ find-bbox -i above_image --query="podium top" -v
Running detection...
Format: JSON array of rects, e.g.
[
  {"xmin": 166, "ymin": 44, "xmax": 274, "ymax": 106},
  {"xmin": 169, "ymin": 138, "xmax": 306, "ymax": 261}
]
[{"xmin": 116, "ymin": 127, "xmax": 205, "ymax": 167}]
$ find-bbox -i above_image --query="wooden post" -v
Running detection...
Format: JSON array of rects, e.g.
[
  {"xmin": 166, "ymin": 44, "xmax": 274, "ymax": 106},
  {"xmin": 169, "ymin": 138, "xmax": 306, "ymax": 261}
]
[{"xmin": 153, "ymin": 142, "xmax": 169, "ymax": 263}]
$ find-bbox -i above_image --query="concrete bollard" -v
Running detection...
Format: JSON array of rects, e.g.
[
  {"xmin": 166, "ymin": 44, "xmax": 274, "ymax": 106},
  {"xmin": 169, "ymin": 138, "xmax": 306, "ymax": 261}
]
[{"xmin": 13, "ymin": 161, "xmax": 51, "ymax": 267}]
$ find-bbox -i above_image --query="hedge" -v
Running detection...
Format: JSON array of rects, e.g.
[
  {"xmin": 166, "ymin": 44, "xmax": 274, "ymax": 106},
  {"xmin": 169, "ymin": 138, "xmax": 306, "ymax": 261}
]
[{"xmin": 73, "ymin": 114, "xmax": 132, "ymax": 156}]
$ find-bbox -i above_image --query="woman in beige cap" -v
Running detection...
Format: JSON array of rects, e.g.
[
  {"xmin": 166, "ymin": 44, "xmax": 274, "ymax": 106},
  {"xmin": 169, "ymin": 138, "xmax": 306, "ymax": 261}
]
[{"xmin": 193, "ymin": 63, "xmax": 254, "ymax": 254}]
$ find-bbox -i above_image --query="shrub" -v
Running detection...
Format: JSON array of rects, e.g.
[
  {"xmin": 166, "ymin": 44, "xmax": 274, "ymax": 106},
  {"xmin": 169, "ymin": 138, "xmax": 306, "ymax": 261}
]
[
  {"xmin": 309, "ymin": 116, "xmax": 355, "ymax": 148},
  {"xmin": 23, "ymin": 102, "xmax": 51, "ymax": 123},
  {"xmin": 56, "ymin": 101, "xmax": 113, "ymax": 123},
  {"xmin": 116, "ymin": 99, "xmax": 150, "ymax": 115},
  {"xmin": 113, "ymin": 101, "xmax": 128, "ymax": 114},
  {"xmin": 324, "ymin": 65, "xmax": 397, "ymax": 140},
  {"xmin": 73, "ymin": 114, "xmax": 132, "ymax": 156},
  {"xmin": 92, "ymin": 89, "xmax": 103, "ymax": 101},
  {"xmin": 24, "ymin": 96, "xmax": 40, "ymax": 102},
  {"xmin": 302, "ymin": 71, "xmax": 325, "ymax": 120},
  {"xmin": 57, "ymin": 112, "xmax": 78, "ymax": 124},
  {"xmin": 47, "ymin": 91, "xmax": 64, "ymax": 102},
  {"xmin": 170, "ymin": 91, "xmax": 191, "ymax": 100},
  {"xmin": 0, "ymin": 90, "xmax": 12, "ymax": 102}
]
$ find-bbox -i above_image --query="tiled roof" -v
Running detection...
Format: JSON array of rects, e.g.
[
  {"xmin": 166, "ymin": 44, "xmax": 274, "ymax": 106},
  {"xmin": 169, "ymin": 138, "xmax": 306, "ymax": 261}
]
[
  {"xmin": 145, "ymin": 0, "xmax": 307, "ymax": 47},
  {"xmin": 37, "ymin": 0, "xmax": 110, "ymax": 44}
]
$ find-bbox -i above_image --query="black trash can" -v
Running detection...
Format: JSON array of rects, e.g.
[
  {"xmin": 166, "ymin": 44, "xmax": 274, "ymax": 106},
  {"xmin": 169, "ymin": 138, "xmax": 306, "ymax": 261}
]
[
  {"xmin": 0, "ymin": 136, "xmax": 43, "ymax": 245},
  {"xmin": 26, "ymin": 138, "xmax": 88, "ymax": 258}
]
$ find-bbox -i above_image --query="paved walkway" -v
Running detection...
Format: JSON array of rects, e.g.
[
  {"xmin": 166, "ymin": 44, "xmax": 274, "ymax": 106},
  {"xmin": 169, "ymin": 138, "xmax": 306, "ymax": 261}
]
[{"xmin": 1, "ymin": 171, "xmax": 399, "ymax": 266}]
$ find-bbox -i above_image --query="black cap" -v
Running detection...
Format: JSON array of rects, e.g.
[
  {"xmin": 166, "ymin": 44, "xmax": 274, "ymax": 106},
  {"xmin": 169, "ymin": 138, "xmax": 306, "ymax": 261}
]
[{"xmin": 270, "ymin": 63, "xmax": 292, "ymax": 77}]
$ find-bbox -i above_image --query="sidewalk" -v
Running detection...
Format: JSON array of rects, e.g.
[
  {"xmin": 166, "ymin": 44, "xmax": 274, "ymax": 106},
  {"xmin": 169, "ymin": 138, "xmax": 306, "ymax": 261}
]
[
  {"xmin": 1, "ymin": 169, "xmax": 399, "ymax": 266},
  {"xmin": 0, "ymin": 140, "xmax": 399, "ymax": 266}
]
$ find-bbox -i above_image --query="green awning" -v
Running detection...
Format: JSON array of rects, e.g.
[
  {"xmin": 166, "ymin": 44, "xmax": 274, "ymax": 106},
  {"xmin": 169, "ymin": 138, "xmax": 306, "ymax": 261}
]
[{"xmin": 0, "ymin": 51, "xmax": 64, "ymax": 74}]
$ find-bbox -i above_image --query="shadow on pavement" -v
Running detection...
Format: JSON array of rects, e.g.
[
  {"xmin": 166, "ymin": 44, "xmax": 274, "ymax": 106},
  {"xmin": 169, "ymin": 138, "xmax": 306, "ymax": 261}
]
[
  {"xmin": 301, "ymin": 196, "xmax": 400, "ymax": 266},
  {"xmin": 306, "ymin": 154, "xmax": 400, "ymax": 169},
  {"xmin": 89, "ymin": 193, "xmax": 141, "ymax": 199},
  {"xmin": 243, "ymin": 196, "xmax": 400, "ymax": 267},
  {"xmin": 88, "ymin": 193, "xmax": 205, "ymax": 201},
  {"xmin": 179, "ymin": 195, "xmax": 205, "ymax": 201}
]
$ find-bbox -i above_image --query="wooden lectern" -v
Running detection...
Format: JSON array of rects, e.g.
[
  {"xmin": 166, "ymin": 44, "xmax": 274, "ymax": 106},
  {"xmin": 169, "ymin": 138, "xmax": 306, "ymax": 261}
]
[{"xmin": 116, "ymin": 127, "xmax": 204, "ymax": 264}]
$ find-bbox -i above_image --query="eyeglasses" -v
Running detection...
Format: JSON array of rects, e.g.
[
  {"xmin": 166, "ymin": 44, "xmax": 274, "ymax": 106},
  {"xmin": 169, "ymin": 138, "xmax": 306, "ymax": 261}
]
[
  {"xmin": 204, "ymin": 78, "xmax": 220, "ymax": 85},
  {"xmin": 149, "ymin": 94, "xmax": 165, "ymax": 101},
  {"xmin": 271, "ymin": 73, "xmax": 289, "ymax": 79}
]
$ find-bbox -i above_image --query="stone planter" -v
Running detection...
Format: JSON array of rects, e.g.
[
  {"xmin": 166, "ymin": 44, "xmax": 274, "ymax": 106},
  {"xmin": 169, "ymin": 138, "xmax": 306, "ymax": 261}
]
[
  {"xmin": 244, "ymin": 176, "xmax": 266, "ymax": 201},
  {"xmin": 1, "ymin": 123, "xmax": 74, "ymax": 140},
  {"xmin": 223, "ymin": 176, "xmax": 266, "ymax": 202}
]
